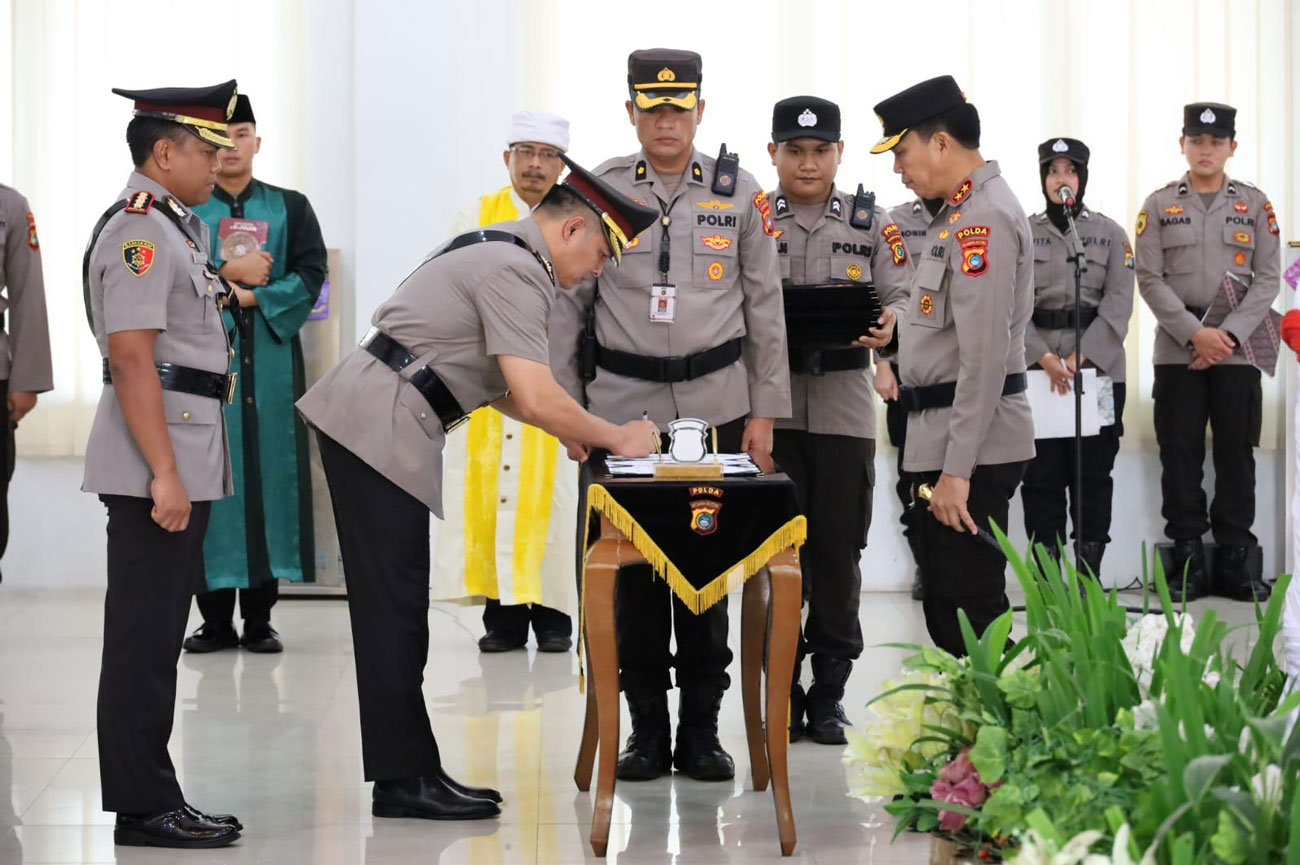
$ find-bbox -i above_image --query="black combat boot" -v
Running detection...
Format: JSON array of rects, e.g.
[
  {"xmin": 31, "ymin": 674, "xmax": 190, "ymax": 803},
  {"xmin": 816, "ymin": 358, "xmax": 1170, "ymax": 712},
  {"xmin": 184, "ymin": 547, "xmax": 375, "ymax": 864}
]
[
  {"xmin": 1167, "ymin": 539, "xmax": 1209, "ymax": 603},
  {"xmin": 1211, "ymin": 544, "xmax": 1269, "ymax": 602},
  {"xmin": 616, "ymin": 688, "xmax": 671, "ymax": 781},
  {"xmin": 672, "ymin": 683, "xmax": 734, "ymax": 781},
  {"xmin": 805, "ymin": 656, "xmax": 852, "ymax": 746},
  {"xmin": 789, "ymin": 681, "xmax": 807, "ymax": 743},
  {"xmin": 1077, "ymin": 542, "xmax": 1106, "ymax": 582}
]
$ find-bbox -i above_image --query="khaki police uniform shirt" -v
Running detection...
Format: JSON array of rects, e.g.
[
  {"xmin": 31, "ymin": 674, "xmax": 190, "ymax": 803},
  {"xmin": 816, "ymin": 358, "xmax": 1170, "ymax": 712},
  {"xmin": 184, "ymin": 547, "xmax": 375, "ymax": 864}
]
[
  {"xmin": 0, "ymin": 185, "xmax": 53, "ymax": 392},
  {"xmin": 297, "ymin": 217, "xmax": 555, "ymax": 518},
  {"xmin": 1135, "ymin": 173, "xmax": 1280, "ymax": 366},
  {"xmin": 82, "ymin": 172, "xmax": 233, "ymax": 500},
  {"xmin": 1025, "ymin": 209, "xmax": 1134, "ymax": 382},
  {"xmin": 889, "ymin": 198, "xmax": 936, "ymax": 260},
  {"xmin": 770, "ymin": 184, "xmax": 913, "ymax": 438},
  {"xmin": 899, "ymin": 161, "xmax": 1036, "ymax": 477},
  {"xmin": 549, "ymin": 148, "xmax": 790, "ymax": 428}
]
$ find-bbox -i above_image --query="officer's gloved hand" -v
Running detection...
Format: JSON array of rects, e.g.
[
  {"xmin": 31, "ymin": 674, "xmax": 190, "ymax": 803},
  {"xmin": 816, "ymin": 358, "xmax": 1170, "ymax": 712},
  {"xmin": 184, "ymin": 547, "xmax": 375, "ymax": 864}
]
[{"xmin": 1282, "ymin": 309, "xmax": 1300, "ymax": 356}]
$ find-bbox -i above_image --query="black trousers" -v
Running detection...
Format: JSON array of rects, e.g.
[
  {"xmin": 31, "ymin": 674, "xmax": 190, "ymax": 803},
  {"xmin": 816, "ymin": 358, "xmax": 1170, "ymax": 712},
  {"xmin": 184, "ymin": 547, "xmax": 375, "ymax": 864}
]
[
  {"xmin": 578, "ymin": 418, "xmax": 745, "ymax": 693},
  {"xmin": 885, "ymin": 394, "xmax": 911, "ymax": 519},
  {"xmin": 771, "ymin": 430, "xmax": 873, "ymax": 662},
  {"xmin": 97, "ymin": 495, "xmax": 211, "ymax": 813},
  {"xmin": 0, "ymin": 379, "xmax": 12, "ymax": 565},
  {"xmin": 1153, "ymin": 365, "xmax": 1261, "ymax": 546},
  {"xmin": 318, "ymin": 432, "xmax": 441, "ymax": 782},
  {"xmin": 1021, "ymin": 382, "xmax": 1126, "ymax": 548},
  {"xmin": 196, "ymin": 581, "xmax": 279, "ymax": 627},
  {"xmin": 482, "ymin": 598, "xmax": 571, "ymax": 638},
  {"xmin": 904, "ymin": 462, "xmax": 1026, "ymax": 657}
]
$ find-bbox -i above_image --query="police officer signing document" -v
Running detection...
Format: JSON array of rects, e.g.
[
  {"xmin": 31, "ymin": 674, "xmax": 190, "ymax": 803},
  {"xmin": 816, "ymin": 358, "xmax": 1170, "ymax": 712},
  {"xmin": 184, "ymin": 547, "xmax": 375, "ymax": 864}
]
[
  {"xmin": 82, "ymin": 81, "xmax": 244, "ymax": 849},
  {"xmin": 550, "ymin": 48, "xmax": 790, "ymax": 784},
  {"xmin": 765, "ymin": 96, "xmax": 911, "ymax": 745},
  {"xmin": 870, "ymin": 76, "xmax": 1035, "ymax": 657},
  {"xmin": 297, "ymin": 158, "xmax": 658, "ymax": 821}
]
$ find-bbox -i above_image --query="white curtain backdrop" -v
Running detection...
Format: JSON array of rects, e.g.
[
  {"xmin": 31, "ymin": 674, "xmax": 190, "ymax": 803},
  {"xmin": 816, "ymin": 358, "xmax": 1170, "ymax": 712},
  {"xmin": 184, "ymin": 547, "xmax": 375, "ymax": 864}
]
[
  {"xmin": 518, "ymin": 0, "xmax": 1296, "ymax": 455},
  {"xmin": 3, "ymin": 0, "xmax": 304, "ymax": 456},
  {"xmin": 3, "ymin": 0, "xmax": 1296, "ymax": 463}
]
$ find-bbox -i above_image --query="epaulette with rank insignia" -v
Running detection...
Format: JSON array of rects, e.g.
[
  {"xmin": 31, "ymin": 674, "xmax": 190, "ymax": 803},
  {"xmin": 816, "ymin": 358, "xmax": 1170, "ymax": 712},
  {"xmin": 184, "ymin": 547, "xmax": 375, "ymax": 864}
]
[{"xmin": 124, "ymin": 191, "xmax": 154, "ymax": 213}]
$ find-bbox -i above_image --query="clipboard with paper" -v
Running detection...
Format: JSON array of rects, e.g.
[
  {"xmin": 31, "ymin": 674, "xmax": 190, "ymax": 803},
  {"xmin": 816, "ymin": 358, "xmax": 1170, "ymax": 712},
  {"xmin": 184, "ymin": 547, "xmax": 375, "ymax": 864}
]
[
  {"xmin": 1199, "ymin": 272, "xmax": 1284, "ymax": 377},
  {"xmin": 1025, "ymin": 368, "xmax": 1115, "ymax": 439}
]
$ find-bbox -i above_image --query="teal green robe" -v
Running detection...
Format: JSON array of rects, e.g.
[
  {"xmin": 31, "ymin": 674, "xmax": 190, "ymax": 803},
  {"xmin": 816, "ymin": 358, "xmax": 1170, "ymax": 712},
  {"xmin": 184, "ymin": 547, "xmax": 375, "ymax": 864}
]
[{"xmin": 194, "ymin": 180, "xmax": 327, "ymax": 590}]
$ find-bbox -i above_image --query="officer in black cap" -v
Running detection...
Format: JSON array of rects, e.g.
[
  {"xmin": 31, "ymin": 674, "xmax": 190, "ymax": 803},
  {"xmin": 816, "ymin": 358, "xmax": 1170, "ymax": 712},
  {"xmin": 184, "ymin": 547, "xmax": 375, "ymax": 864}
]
[
  {"xmin": 82, "ymin": 80, "xmax": 243, "ymax": 848},
  {"xmin": 764, "ymin": 95, "xmax": 911, "ymax": 745},
  {"xmin": 870, "ymin": 76, "xmax": 1035, "ymax": 657},
  {"xmin": 297, "ymin": 155, "xmax": 659, "ymax": 822},
  {"xmin": 1135, "ymin": 101, "xmax": 1279, "ymax": 602},
  {"xmin": 1021, "ymin": 137, "xmax": 1134, "ymax": 580},
  {"xmin": 549, "ymin": 47, "xmax": 789, "ymax": 783}
]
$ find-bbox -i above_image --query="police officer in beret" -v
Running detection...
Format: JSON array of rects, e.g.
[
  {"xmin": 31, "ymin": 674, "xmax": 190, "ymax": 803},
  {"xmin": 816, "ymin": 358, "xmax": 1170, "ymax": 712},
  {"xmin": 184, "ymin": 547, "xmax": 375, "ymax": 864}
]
[
  {"xmin": 764, "ymin": 96, "xmax": 912, "ymax": 745},
  {"xmin": 1022, "ymin": 137, "xmax": 1134, "ymax": 580},
  {"xmin": 1135, "ymin": 102, "xmax": 1279, "ymax": 602},
  {"xmin": 881, "ymin": 194, "xmax": 945, "ymax": 602},
  {"xmin": 550, "ymin": 48, "xmax": 790, "ymax": 782},
  {"xmin": 297, "ymin": 156, "xmax": 658, "ymax": 821},
  {"xmin": 82, "ymin": 80, "xmax": 243, "ymax": 848},
  {"xmin": 870, "ymin": 76, "xmax": 1035, "ymax": 656}
]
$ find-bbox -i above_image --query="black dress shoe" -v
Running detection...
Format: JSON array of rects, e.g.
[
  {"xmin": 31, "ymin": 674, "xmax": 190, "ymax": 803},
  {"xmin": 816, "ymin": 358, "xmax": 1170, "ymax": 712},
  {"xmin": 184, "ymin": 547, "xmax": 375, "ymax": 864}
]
[
  {"xmin": 372, "ymin": 774, "xmax": 500, "ymax": 821},
  {"xmin": 535, "ymin": 631, "xmax": 572, "ymax": 653},
  {"xmin": 438, "ymin": 768, "xmax": 503, "ymax": 804},
  {"xmin": 478, "ymin": 630, "xmax": 527, "ymax": 653},
  {"xmin": 240, "ymin": 624, "xmax": 284, "ymax": 654},
  {"xmin": 184, "ymin": 802, "xmax": 243, "ymax": 831},
  {"xmin": 115, "ymin": 808, "xmax": 240, "ymax": 848},
  {"xmin": 1168, "ymin": 539, "xmax": 1209, "ymax": 603},
  {"xmin": 182, "ymin": 623, "xmax": 239, "ymax": 654}
]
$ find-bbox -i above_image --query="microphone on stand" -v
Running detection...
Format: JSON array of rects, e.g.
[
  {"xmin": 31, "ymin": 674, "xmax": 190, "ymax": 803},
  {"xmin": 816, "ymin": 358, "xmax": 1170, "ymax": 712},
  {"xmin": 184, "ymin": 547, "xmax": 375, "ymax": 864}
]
[{"xmin": 1057, "ymin": 185, "xmax": 1077, "ymax": 208}]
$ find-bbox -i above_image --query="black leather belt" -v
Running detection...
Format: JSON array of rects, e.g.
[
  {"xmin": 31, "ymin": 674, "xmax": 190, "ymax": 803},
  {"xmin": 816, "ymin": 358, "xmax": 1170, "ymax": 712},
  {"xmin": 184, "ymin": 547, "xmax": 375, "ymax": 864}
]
[
  {"xmin": 1185, "ymin": 303, "xmax": 1208, "ymax": 320},
  {"xmin": 360, "ymin": 327, "xmax": 468, "ymax": 433},
  {"xmin": 898, "ymin": 372, "xmax": 1027, "ymax": 413},
  {"xmin": 596, "ymin": 337, "xmax": 743, "ymax": 383},
  {"xmin": 788, "ymin": 345, "xmax": 869, "ymax": 376},
  {"xmin": 1032, "ymin": 306, "xmax": 1099, "ymax": 330},
  {"xmin": 102, "ymin": 359, "xmax": 236, "ymax": 404}
]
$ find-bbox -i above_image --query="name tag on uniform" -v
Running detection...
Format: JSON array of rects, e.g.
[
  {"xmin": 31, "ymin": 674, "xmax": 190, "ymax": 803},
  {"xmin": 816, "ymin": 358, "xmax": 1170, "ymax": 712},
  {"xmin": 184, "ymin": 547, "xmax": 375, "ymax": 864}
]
[
  {"xmin": 650, "ymin": 283, "xmax": 677, "ymax": 323},
  {"xmin": 192, "ymin": 250, "xmax": 208, "ymax": 264}
]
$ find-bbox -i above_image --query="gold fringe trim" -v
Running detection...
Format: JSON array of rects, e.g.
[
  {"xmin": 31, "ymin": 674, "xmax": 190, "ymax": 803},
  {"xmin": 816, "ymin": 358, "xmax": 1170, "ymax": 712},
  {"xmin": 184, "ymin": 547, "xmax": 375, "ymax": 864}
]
[
  {"xmin": 585, "ymin": 484, "xmax": 806, "ymax": 614},
  {"xmin": 577, "ymin": 483, "xmax": 805, "ymax": 694}
]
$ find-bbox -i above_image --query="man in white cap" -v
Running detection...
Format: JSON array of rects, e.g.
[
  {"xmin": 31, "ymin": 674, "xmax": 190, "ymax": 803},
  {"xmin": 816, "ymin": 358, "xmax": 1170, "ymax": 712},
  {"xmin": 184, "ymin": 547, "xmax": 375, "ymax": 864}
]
[{"xmin": 436, "ymin": 110, "xmax": 578, "ymax": 652}]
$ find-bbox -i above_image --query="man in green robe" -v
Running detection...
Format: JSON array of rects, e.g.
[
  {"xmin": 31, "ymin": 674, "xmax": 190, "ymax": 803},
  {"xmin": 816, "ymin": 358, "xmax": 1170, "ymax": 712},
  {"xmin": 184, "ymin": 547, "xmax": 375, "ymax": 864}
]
[{"xmin": 183, "ymin": 94, "xmax": 327, "ymax": 653}]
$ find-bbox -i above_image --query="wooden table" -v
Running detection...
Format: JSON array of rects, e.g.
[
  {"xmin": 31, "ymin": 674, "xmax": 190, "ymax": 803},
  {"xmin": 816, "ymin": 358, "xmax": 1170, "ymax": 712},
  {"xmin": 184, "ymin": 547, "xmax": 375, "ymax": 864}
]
[{"xmin": 572, "ymin": 511, "xmax": 803, "ymax": 857}]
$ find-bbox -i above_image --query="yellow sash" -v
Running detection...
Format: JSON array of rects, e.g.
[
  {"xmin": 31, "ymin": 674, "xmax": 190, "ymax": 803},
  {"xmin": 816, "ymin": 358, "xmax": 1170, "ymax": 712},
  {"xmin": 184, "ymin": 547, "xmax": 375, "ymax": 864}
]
[{"xmin": 461, "ymin": 186, "xmax": 561, "ymax": 603}]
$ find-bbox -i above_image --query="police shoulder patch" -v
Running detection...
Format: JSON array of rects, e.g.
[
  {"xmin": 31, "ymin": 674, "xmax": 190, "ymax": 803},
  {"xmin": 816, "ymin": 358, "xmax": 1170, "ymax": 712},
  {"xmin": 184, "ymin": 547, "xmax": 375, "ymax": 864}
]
[
  {"xmin": 25, "ymin": 212, "xmax": 39, "ymax": 251},
  {"xmin": 1135, "ymin": 210, "xmax": 1148, "ymax": 237},
  {"xmin": 121, "ymin": 239, "xmax": 156, "ymax": 276},
  {"xmin": 752, "ymin": 190, "xmax": 775, "ymax": 237}
]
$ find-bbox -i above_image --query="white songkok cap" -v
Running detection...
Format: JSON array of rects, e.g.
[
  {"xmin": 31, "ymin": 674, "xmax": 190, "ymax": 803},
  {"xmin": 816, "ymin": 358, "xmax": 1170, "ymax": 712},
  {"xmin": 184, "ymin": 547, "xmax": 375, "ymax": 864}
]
[{"xmin": 507, "ymin": 110, "xmax": 570, "ymax": 151}]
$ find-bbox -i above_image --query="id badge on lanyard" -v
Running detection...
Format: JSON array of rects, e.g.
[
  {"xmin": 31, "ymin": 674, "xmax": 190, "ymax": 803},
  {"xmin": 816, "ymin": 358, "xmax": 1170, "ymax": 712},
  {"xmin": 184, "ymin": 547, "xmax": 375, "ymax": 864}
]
[{"xmin": 650, "ymin": 284, "xmax": 676, "ymax": 323}]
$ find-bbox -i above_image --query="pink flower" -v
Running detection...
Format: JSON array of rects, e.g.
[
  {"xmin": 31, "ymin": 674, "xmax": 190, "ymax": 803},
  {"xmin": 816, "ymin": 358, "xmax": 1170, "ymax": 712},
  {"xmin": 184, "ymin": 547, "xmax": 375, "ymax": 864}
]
[{"xmin": 930, "ymin": 748, "xmax": 991, "ymax": 832}]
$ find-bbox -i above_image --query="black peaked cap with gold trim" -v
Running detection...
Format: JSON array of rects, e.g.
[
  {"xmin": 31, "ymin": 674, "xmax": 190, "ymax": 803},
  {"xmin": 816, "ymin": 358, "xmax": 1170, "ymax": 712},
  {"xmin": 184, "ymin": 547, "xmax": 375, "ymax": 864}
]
[
  {"xmin": 559, "ymin": 153, "xmax": 658, "ymax": 265},
  {"xmin": 871, "ymin": 75, "xmax": 966, "ymax": 154},
  {"xmin": 112, "ymin": 79, "xmax": 239, "ymax": 148},
  {"xmin": 628, "ymin": 48, "xmax": 701, "ymax": 111}
]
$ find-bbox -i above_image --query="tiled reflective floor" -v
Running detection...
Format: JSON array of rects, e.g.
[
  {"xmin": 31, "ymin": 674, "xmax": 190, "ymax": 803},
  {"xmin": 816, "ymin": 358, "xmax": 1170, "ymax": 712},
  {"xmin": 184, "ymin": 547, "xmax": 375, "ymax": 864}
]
[{"xmin": 0, "ymin": 588, "xmax": 1260, "ymax": 864}]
